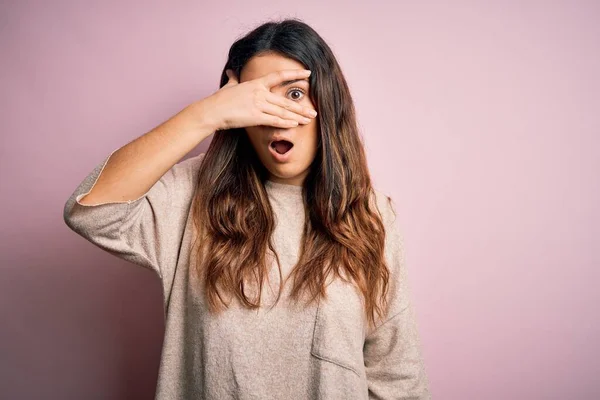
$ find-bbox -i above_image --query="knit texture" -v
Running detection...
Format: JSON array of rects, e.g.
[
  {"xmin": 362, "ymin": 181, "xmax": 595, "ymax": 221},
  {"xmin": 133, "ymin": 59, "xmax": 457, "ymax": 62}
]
[{"xmin": 63, "ymin": 149, "xmax": 431, "ymax": 399}]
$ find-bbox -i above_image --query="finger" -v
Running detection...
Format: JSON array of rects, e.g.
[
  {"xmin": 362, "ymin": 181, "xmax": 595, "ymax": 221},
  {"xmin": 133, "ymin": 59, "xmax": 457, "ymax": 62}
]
[
  {"xmin": 225, "ymin": 69, "xmax": 238, "ymax": 86},
  {"xmin": 259, "ymin": 101, "xmax": 312, "ymax": 125},
  {"xmin": 257, "ymin": 113, "xmax": 300, "ymax": 128},
  {"xmin": 264, "ymin": 91, "xmax": 317, "ymax": 119},
  {"xmin": 261, "ymin": 69, "xmax": 311, "ymax": 89}
]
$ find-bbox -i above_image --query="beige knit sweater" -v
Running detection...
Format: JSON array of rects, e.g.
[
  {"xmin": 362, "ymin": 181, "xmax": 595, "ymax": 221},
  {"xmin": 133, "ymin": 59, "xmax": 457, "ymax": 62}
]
[{"xmin": 63, "ymin": 148, "xmax": 431, "ymax": 399}]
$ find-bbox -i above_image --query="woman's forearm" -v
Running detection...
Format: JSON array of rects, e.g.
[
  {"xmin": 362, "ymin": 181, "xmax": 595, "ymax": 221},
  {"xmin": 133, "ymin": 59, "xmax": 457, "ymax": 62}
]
[{"xmin": 78, "ymin": 100, "xmax": 216, "ymax": 205}]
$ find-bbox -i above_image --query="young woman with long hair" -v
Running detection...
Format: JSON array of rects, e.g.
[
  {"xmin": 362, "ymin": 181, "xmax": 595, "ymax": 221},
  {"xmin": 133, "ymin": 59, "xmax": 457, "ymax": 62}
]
[{"xmin": 64, "ymin": 18, "xmax": 431, "ymax": 400}]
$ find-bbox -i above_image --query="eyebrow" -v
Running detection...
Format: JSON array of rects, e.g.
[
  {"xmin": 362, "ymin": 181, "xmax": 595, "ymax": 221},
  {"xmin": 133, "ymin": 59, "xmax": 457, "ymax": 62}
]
[{"xmin": 277, "ymin": 78, "xmax": 310, "ymax": 88}]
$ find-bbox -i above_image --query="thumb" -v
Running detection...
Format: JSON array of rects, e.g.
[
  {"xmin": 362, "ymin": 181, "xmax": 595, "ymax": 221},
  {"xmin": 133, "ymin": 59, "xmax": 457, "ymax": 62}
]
[{"xmin": 224, "ymin": 69, "xmax": 238, "ymax": 86}]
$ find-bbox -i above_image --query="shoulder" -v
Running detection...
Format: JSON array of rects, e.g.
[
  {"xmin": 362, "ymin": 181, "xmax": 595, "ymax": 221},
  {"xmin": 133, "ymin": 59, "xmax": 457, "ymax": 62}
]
[
  {"xmin": 370, "ymin": 186, "xmax": 399, "ymax": 232},
  {"xmin": 147, "ymin": 152, "xmax": 207, "ymax": 209},
  {"xmin": 369, "ymin": 185, "xmax": 405, "ymax": 260},
  {"xmin": 160, "ymin": 152, "xmax": 206, "ymax": 191},
  {"xmin": 171, "ymin": 152, "xmax": 206, "ymax": 178}
]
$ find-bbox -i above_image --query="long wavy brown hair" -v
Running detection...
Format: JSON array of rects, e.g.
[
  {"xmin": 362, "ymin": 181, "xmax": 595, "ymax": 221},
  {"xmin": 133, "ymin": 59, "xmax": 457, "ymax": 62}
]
[{"xmin": 190, "ymin": 18, "xmax": 392, "ymax": 328}]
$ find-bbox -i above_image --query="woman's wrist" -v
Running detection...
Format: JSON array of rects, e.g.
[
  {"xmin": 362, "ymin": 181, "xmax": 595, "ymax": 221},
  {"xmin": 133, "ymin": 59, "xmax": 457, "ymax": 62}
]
[
  {"xmin": 189, "ymin": 98, "xmax": 222, "ymax": 137},
  {"xmin": 174, "ymin": 99, "xmax": 220, "ymax": 144}
]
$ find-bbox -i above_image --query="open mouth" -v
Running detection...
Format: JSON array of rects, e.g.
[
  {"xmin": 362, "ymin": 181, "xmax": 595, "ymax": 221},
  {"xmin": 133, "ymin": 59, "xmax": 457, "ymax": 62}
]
[{"xmin": 270, "ymin": 140, "xmax": 294, "ymax": 155}]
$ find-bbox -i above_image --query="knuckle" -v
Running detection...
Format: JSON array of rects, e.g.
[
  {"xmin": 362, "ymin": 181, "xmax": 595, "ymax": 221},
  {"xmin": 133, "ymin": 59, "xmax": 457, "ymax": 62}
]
[
  {"xmin": 252, "ymin": 92, "xmax": 264, "ymax": 108},
  {"xmin": 250, "ymin": 107, "xmax": 261, "ymax": 119}
]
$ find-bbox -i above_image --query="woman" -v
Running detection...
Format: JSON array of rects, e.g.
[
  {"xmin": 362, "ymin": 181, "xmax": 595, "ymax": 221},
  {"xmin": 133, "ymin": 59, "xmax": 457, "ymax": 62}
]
[{"xmin": 64, "ymin": 18, "xmax": 431, "ymax": 400}]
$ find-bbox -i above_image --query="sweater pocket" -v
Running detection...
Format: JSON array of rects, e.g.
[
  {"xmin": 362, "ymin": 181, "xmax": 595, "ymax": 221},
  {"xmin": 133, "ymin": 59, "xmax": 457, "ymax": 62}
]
[{"xmin": 310, "ymin": 277, "xmax": 367, "ymax": 378}]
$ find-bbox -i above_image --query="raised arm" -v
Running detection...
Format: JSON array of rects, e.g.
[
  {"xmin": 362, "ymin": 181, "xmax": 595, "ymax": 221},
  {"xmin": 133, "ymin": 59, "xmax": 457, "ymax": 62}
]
[
  {"xmin": 63, "ymin": 101, "xmax": 215, "ymax": 281},
  {"xmin": 76, "ymin": 103, "xmax": 215, "ymax": 206},
  {"xmin": 63, "ymin": 68, "xmax": 318, "ymax": 280}
]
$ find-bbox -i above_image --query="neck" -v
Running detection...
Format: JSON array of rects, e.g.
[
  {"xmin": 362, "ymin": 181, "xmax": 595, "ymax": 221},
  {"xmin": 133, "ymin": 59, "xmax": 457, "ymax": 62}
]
[{"xmin": 264, "ymin": 179, "xmax": 304, "ymax": 196}]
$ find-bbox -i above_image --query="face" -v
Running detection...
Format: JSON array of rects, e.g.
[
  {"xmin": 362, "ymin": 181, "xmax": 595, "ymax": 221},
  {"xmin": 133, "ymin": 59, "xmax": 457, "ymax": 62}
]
[{"xmin": 240, "ymin": 52, "xmax": 319, "ymax": 187}]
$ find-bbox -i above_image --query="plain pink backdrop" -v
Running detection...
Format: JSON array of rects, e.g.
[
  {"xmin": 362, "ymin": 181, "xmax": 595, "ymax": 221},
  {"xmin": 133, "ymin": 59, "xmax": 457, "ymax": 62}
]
[{"xmin": 1, "ymin": 1, "xmax": 598, "ymax": 399}]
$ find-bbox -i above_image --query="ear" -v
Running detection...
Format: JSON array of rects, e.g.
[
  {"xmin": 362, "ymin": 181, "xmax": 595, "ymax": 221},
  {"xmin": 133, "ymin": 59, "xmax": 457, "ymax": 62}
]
[{"xmin": 224, "ymin": 69, "xmax": 239, "ymax": 87}]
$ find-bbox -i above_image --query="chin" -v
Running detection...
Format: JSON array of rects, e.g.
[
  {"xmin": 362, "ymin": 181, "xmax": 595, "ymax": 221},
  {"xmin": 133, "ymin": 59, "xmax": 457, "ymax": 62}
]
[{"xmin": 267, "ymin": 167, "xmax": 297, "ymax": 178}]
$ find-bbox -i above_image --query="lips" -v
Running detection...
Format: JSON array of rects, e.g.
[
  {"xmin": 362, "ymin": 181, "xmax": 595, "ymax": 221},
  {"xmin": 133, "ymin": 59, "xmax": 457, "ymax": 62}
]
[{"xmin": 268, "ymin": 137, "xmax": 295, "ymax": 162}]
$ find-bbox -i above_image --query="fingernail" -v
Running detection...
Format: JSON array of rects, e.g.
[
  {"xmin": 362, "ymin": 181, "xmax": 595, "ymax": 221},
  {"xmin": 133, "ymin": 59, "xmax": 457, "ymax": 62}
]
[{"xmin": 309, "ymin": 109, "xmax": 317, "ymax": 117}]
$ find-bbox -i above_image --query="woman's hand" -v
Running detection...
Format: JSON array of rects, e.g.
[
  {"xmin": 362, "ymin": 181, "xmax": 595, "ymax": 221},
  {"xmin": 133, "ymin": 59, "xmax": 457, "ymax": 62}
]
[{"xmin": 198, "ymin": 68, "xmax": 318, "ymax": 131}]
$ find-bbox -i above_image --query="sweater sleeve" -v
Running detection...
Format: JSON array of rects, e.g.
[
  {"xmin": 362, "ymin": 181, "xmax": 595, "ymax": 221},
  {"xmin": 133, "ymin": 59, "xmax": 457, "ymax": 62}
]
[
  {"xmin": 363, "ymin": 191, "xmax": 431, "ymax": 400},
  {"xmin": 63, "ymin": 147, "xmax": 205, "ymax": 280}
]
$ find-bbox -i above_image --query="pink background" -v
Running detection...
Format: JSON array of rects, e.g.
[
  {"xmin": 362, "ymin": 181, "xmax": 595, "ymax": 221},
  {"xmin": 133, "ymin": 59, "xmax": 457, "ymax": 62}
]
[{"xmin": 1, "ymin": 1, "xmax": 598, "ymax": 399}]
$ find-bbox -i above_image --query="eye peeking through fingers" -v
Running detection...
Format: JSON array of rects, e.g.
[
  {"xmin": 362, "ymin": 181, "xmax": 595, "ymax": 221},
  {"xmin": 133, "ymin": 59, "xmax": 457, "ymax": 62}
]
[{"xmin": 287, "ymin": 87, "xmax": 305, "ymax": 101}]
